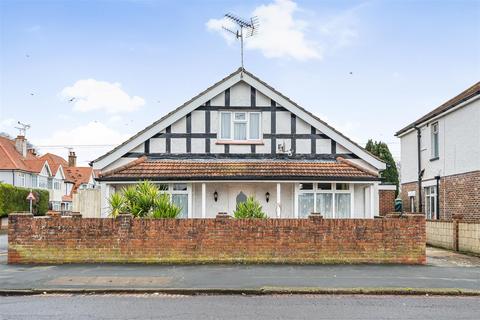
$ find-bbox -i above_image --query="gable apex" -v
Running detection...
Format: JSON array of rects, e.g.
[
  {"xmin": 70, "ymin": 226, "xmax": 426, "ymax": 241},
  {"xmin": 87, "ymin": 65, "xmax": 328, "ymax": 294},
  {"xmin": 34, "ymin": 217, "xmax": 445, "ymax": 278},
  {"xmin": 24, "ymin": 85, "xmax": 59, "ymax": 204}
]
[{"xmin": 92, "ymin": 68, "xmax": 385, "ymax": 171}]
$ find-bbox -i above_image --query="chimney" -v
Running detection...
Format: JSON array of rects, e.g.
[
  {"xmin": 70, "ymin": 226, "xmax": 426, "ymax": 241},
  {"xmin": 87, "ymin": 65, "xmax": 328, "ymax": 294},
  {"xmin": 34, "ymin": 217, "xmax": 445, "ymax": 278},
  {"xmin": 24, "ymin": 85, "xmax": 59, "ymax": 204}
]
[
  {"xmin": 68, "ymin": 151, "xmax": 77, "ymax": 167},
  {"xmin": 15, "ymin": 135, "xmax": 27, "ymax": 157}
]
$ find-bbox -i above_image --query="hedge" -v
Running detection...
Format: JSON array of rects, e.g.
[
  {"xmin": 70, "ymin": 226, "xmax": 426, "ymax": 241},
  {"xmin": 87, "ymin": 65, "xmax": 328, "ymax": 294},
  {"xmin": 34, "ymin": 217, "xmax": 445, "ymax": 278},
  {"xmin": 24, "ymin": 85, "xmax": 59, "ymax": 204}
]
[{"xmin": 0, "ymin": 183, "xmax": 49, "ymax": 217}]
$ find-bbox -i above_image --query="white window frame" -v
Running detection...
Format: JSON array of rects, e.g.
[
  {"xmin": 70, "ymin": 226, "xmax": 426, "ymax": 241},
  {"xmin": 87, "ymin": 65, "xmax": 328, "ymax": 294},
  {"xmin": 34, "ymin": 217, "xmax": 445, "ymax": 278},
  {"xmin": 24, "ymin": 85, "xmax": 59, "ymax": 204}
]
[
  {"xmin": 155, "ymin": 183, "xmax": 192, "ymax": 218},
  {"xmin": 425, "ymin": 186, "xmax": 437, "ymax": 220},
  {"xmin": 296, "ymin": 182, "xmax": 354, "ymax": 218},
  {"xmin": 431, "ymin": 122, "xmax": 439, "ymax": 159},
  {"xmin": 218, "ymin": 111, "xmax": 262, "ymax": 141},
  {"xmin": 19, "ymin": 173, "xmax": 25, "ymax": 187}
]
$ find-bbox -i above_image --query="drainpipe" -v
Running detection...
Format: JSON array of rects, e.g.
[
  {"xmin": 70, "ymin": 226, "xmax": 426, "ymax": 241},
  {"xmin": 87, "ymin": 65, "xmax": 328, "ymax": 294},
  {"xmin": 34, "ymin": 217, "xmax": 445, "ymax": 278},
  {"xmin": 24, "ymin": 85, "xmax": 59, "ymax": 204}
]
[
  {"xmin": 435, "ymin": 175, "xmax": 440, "ymax": 219},
  {"xmin": 415, "ymin": 126, "xmax": 423, "ymax": 213}
]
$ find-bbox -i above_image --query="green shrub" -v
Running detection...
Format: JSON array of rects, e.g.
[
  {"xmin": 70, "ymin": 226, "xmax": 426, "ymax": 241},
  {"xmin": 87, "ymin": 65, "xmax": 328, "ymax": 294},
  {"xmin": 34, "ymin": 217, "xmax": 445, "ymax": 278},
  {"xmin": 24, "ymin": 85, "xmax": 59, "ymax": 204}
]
[
  {"xmin": 233, "ymin": 196, "xmax": 267, "ymax": 219},
  {"xmin": 108, "ymin": 181, "xmax": 181, "ymax": 219},
  {"xmin": 0, "ymin": 183, "xmax": 49, "ymax": 217}
]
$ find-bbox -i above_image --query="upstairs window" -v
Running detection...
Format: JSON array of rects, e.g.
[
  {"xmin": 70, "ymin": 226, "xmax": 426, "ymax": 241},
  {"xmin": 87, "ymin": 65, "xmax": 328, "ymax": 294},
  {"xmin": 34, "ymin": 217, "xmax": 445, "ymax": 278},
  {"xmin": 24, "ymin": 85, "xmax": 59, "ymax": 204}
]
[
  {"xmin": 431, "ymin": 122, "xmax": 439, "ymax": 159},
  {"xmin": 219, "ymin": 112, "xmax": 261, "ymax": 141}
]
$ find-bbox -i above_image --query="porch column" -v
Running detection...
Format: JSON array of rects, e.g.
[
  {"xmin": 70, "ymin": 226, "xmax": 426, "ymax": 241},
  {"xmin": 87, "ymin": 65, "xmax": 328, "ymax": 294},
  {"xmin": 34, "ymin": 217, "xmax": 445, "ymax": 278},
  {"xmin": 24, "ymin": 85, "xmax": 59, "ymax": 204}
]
[
  {"xmin": 276, "ymin": 183, "xmax": 281, "ymax": 218},
  {"xmin": 201, "ymin": 183, "xmax": 206, "ymax": 218},
  {"xmin": 100, "ymin": 182, "xmax": 113, "ymax": 218},
  {"xmin": 370, "ymin": 184, "xmax": 375, "ymax": 218}
]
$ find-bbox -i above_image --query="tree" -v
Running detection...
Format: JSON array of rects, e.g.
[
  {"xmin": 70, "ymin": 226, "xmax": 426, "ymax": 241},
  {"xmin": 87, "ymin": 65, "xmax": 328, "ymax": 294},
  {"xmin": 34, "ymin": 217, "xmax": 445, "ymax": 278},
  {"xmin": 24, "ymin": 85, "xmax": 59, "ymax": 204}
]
[{"xmin": 365, "ymin": 139, "xmax": 399, "ymax": 196}]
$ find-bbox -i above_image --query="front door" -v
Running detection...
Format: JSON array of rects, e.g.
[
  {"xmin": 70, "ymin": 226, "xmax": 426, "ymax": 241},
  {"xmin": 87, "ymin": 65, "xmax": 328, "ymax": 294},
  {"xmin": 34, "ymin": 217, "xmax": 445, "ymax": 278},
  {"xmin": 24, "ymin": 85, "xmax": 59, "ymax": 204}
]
[{"xmin": 227, "ymin": 184, "xmax": 256, "ymax": 214}]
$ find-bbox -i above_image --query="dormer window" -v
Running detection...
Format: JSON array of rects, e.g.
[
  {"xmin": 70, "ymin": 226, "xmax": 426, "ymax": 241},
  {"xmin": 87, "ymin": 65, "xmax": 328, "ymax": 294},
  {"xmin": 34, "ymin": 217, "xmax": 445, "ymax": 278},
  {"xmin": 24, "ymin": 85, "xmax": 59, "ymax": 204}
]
[{"xmin": 219, "ymin": 111, "xmax": 261, "ymax": 141}]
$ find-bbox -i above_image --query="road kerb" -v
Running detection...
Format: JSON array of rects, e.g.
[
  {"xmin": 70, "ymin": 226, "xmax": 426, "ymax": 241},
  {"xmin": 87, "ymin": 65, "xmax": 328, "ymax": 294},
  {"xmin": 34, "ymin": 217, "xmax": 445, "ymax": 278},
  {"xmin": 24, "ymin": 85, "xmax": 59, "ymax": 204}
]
[{"xmin": 0, "ymin": 287, "xmax": 479, "ymax": 296}]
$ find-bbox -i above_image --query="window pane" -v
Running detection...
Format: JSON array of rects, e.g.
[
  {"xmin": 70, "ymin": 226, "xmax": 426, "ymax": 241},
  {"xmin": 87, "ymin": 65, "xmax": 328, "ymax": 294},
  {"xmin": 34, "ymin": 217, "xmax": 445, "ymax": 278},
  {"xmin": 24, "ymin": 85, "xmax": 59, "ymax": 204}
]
[
  {"xmin": 157, "ymin": 184, "xmax": 169, "ymax": 191},
  {"xmin": 317, "ymin": 183, "xmax": 332, "ymax": 190},
  {"xmin": 234, "ymin": 112, "xmax": 246, "ymax": 121},
  {"xmin": 298, "ymin": 193, "xmax": 314, "ymax": 218},
  {"xmin": 172, "ymin": 194, "xmax": 188, "ymax": 218},
  {"xmin": 299, "ymin": 183, "xmax": 313, "ymax": 190},
  {"xmin": 249, "ymin": 113, "xmax": 260, "ymax": 139},
  {"xmin": 221, "ymin": 113, "xmax": 231, "ymax": 139},
  {"xmin": 173, "ymin": 183, "xmax": 187, "ymax": 191},
  {"xmin": 336, "ymin": 183, "xmax": 349, "ymax": 190},
  {"xmin": 316, "ymin": 193, "xmax": 333, "ymax": 218},
  {"xmin": 335, "ymin": 194, "xmax": 351, "ymax": 218},
  {"xmin": 234, "ymin": 123, "xmax": 247, "ymax": 140}
]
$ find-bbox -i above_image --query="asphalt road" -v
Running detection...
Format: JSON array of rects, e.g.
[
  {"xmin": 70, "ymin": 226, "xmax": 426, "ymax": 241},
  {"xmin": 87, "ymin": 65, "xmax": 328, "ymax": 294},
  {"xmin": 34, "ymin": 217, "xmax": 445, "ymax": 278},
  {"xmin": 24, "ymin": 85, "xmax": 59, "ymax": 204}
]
[{"xmin": 0, "ymin": 294, "xmax": 479, "ymax": 320}]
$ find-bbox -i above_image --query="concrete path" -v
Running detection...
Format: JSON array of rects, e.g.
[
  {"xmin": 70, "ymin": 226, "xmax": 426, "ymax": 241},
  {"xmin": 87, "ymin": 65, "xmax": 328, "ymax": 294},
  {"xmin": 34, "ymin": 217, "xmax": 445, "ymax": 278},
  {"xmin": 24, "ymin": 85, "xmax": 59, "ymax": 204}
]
[
  {"xmin": 1, "ymin": 234, "xmax": 479, "ymax": 293},
  {"xmin": 1, "ymin": 294, "xmax": 479, "ymax": 320}
]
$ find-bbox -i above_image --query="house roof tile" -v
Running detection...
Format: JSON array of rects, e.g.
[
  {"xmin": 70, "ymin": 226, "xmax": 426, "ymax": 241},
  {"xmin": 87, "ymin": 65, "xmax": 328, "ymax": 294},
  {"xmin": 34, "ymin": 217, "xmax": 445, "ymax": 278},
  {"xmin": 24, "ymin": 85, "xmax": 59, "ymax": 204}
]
[{"xmin": 98, "ymin": 157, "xmax": 380, "ymax": 181}]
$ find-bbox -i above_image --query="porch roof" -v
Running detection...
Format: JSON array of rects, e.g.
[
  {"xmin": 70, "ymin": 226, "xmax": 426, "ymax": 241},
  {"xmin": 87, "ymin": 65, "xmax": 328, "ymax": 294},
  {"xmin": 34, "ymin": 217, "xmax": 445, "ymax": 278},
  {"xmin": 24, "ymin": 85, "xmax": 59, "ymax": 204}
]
[{"xmin": 98, "ymin": 157, "xmax": 380, "ymax": 182}]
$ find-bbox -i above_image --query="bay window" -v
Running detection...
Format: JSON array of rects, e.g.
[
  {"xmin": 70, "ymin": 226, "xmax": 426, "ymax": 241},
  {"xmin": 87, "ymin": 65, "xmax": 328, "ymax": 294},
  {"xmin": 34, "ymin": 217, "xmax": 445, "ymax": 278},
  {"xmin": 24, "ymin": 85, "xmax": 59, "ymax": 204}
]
[
  {"xmin": 297, "ymin": 183, "xmax": 353, "ymax": 218},
  {"xmin": 219, "ymin": 112, "xmax": 261, "ymax": 141}
]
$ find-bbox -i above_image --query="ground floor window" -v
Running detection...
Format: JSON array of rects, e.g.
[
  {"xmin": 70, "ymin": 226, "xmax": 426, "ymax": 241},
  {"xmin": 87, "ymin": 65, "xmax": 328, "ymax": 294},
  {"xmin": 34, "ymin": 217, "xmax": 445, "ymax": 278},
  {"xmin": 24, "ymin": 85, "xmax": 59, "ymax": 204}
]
[
  {"xmin": 297, "ymin": 183, "xmax": 352, "ymax": 218},
  {"xmin": 409, "ymin": 196, "xmax": 416, "ymax": 212},
  {"xmin": 156, "ymin": 183, "xmax": 190, "ymax": 218},
  {"xmin": 425, "ymin": 186, "xmax": 437, "ymax": 219}
]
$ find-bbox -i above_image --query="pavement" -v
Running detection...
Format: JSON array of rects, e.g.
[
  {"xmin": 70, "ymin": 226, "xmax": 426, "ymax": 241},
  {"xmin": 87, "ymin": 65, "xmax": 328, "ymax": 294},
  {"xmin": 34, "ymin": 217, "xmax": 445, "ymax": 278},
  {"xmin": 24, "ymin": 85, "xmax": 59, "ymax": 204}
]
[
  {"xmin": 1, "ymin": 294, "xmax": 480, "ymax": 320},
  {"xmin": 0, "ymin": 234, "xmax": 479, "ymax": 295}
]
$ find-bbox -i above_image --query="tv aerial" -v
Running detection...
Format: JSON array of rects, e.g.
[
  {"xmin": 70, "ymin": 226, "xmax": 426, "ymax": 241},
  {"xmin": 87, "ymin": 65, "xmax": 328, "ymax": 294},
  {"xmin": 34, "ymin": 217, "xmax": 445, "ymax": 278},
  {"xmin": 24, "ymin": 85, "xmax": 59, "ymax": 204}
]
[
  {"xmin": 15, "ymin": 121, "xmax": 31, "ymax": 137},
  {"xmin": 222, "ymin": 13, "xmax": 259, "ymax": 69}
]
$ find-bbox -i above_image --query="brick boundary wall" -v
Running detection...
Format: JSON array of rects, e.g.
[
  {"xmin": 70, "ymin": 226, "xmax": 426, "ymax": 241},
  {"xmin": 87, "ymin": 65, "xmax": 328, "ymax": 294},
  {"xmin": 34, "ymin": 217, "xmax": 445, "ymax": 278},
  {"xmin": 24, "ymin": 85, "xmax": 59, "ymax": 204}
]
[
  {"xmin": 401, "ymin": 170, "xmax": 480, "ymax": 221},
  {"xmin": 379, "ymin": 190, "xmax": 396, "ymax": 216},
  {"xmin": 8, "ymin": 212, "xmax": 426, "ymax": 265}
]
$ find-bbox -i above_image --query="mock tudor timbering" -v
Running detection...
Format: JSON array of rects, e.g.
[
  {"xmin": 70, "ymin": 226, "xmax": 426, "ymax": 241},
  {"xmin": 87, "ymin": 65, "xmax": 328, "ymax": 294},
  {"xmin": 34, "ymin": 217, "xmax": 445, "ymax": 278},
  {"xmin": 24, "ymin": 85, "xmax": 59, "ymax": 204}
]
[{"xmin": 93, "ymin": 68, "xmax": 386, "ymax": 218}]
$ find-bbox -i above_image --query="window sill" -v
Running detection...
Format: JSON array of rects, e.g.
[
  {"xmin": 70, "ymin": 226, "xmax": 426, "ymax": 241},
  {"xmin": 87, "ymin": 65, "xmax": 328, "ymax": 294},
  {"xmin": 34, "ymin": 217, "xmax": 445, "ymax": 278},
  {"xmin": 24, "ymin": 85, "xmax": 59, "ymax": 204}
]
[
  {"xmin": 430, "ymin": 157, "xmax": 439, "ymax": 162},
  {"xmin": 216, "ymin": 140, "xmax": 264, "ymax": 145}
]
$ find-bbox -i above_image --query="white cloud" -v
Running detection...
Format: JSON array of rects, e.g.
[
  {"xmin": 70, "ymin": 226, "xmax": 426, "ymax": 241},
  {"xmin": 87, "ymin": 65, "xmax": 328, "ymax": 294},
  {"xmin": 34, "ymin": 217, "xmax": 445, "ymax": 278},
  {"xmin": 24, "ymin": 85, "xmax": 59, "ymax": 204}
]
[
  {"xmin": 207, "ymin": 0, "xmax": 362, "ymax": 61},
  {"xmin": 207, "ymin": 0, "xmax": 321, "ymax": 61},
  {"xmin": 60, "ymin": 79, "xmax": 145, "ymax": 114},
  {"xmin": 35, "ymin": 121, "xmax": 131, "ymax": 166}
]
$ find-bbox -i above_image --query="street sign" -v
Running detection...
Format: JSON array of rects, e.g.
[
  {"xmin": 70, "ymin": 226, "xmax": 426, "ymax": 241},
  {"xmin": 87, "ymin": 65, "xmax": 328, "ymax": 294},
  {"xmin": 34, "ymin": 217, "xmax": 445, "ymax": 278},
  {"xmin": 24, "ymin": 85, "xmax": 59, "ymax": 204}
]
[{"xmin": 26, "ymin": 192, "xmax": 36, "ymax": 201}]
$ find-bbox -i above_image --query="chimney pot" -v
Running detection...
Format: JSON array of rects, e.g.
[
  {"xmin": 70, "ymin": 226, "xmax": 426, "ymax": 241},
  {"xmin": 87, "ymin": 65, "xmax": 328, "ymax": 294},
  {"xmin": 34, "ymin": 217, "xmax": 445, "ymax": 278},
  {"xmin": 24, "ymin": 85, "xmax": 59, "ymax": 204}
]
[{"xmin": 68, "ymin": 151, "xmax": 77, "ymax": 167}]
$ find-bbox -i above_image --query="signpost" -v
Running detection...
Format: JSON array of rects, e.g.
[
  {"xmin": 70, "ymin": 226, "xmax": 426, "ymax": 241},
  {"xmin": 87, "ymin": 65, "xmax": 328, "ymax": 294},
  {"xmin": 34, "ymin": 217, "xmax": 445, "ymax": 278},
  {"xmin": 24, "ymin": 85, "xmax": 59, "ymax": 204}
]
[{"xmin": 26, "ymin": 191, "xmax": 36, "ymax": 214}]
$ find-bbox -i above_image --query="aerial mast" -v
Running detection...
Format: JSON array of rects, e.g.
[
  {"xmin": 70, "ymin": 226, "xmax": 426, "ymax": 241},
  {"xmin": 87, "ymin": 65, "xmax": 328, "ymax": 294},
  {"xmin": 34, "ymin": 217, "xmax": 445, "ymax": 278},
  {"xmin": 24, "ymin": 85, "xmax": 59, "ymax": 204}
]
[{"xmin": 222, "ymin": 13, "xmax": 259, "ymax": 69}]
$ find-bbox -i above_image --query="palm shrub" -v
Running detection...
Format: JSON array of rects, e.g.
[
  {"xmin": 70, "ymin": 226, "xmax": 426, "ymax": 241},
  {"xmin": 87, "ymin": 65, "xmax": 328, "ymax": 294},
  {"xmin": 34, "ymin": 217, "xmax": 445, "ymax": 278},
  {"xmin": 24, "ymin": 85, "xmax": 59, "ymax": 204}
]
[
  {"xmin": 233, "ymin": 196, "xmax": 267, "ymax": 219},
  {"xmin": 108, "ymin": 181, "xmax": 181, "ymax": 219}
]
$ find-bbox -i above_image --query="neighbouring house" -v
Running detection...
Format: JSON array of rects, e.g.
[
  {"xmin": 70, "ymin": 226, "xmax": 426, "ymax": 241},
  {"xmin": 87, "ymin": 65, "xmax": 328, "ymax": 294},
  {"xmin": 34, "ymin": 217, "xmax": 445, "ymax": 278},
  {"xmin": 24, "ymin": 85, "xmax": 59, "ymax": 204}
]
[
  {"xmin": 395, "ymin": 81, "xmax": 479, "ymax": 221},
  {"xmin": 92, "ymin": 68, "xmax": 390, "ymax": 218},
  {"xmin": 0, "ymin": 134, "xmax": 97, "ymax": 212},
  {"xmin": 41, "ymin": 151, "xmax": 98, "ymax": 210}
]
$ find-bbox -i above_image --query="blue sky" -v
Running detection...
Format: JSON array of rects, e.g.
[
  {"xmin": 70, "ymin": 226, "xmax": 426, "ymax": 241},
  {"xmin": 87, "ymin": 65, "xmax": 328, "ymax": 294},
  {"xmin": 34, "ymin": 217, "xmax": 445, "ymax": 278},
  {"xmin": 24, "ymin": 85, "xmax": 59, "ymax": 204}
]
[{"xmin": 1, "ymin": 0, "xmax": 479, "ymax": 165}]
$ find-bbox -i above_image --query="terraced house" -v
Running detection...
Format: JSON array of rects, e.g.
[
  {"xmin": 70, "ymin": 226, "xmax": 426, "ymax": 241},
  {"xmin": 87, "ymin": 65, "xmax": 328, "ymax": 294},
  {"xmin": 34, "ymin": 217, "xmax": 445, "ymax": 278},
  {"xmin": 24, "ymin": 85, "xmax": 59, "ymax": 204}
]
[{"xmin": 93, "ymin": 68, "xmax": 392, "ymax": 218}]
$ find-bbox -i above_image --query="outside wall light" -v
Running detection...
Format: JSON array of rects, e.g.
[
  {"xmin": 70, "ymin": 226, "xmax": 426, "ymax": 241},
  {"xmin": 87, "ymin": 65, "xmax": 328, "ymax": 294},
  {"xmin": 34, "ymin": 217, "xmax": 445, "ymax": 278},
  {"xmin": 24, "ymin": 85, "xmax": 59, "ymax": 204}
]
[
  {"xmin": 265, "ymin": 192, "xmax": 270, "ymax": 203},
  {"xmin": 213, "ymin": 191, "xmax": 218, "ymax": 202}
]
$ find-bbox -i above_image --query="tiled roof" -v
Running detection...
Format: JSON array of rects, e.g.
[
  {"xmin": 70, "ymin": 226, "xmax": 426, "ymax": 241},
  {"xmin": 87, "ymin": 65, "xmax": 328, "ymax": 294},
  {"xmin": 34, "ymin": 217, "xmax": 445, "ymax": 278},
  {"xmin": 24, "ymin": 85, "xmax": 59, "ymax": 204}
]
[
  {"xmin": 39, "ymin": 153, "xmax": 68, "ymax": 176},
  {"xmin": 64, "ymin": 167, "xmax": 94, "ymax": 193},
  {"xmin": 396, "ymin": 81, "xmax": 480, "ymax": 136},
  {"xmin": 0, "ymin": 136, "xmax": 47, "ymax": 173},
  {"xmin": 99, "ymin": 157, "xmax": 379, "ymax": 181}
]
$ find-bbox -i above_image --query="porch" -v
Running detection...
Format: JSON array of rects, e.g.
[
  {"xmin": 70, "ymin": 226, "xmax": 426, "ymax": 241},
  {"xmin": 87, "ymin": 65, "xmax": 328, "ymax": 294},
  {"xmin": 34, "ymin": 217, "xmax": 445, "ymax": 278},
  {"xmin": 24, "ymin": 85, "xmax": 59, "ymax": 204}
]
[
  {"xmin": 98, "ymin": 158, "xmax": 382, "ymax": 218},
  {"xmin": 99, "ymin": 181, "xmax": 380, "ymax": 219}
]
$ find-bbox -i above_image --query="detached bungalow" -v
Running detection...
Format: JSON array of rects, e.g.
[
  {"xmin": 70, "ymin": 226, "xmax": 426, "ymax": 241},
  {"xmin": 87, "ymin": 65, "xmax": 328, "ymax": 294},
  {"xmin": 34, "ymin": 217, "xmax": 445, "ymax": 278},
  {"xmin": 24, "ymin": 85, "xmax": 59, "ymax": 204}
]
[{"xmin": 92, "ymin": 68, "xmax": 389, "ymax": 218}]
